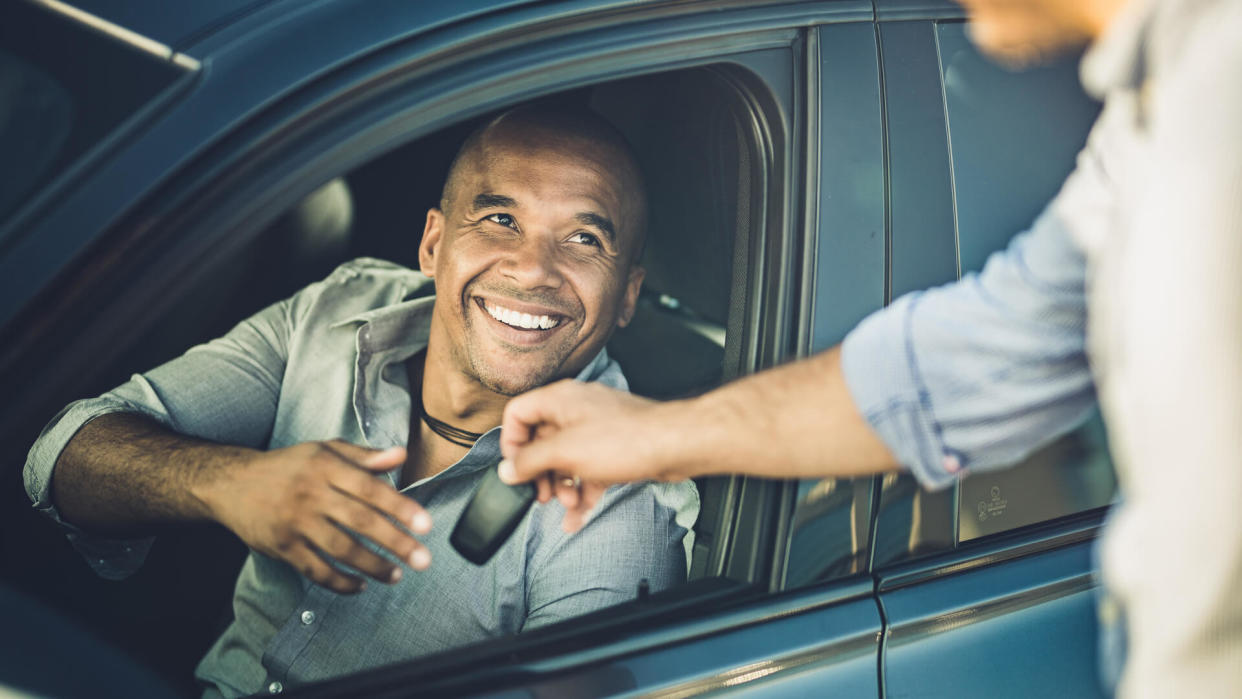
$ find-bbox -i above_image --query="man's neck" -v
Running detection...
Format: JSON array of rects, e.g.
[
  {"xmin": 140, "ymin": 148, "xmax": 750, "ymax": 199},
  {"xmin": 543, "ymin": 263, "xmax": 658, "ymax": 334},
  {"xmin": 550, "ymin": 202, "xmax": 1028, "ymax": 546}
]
[
  {"xmin": 401, "ymin": 343, "xmax": 507, "ymax": 486},
  {"xmin": 419, "ymin": 340, "xmax": 509, "ymax": 432}
]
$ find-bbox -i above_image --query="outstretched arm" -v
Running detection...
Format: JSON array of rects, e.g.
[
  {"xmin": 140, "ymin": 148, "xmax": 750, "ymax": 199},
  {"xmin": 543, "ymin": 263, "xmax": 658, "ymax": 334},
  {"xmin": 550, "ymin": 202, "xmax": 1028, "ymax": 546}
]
[
  {"xmin": 499, "ymin": 346, "xmax": 898, "ymax": 529},
  {"xmin": 501, "ymin": 114, "xmax": 1108, "ymax": 526}
]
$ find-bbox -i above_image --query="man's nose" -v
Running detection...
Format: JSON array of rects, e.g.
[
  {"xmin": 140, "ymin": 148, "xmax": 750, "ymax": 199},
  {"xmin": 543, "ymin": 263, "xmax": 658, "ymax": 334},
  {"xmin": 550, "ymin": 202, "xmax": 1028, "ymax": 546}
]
[{"xmin": 500, "ymin": 235, "xmax": 564, "ymax": 289}]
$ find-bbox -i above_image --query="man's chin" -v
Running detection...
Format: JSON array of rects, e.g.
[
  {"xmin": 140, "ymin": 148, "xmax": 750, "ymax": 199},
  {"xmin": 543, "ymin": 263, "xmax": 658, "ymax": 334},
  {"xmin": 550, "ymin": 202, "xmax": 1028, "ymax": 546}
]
[{"xmin": 469, "ymin": 358, "xmax": 569, "ymax": 397}]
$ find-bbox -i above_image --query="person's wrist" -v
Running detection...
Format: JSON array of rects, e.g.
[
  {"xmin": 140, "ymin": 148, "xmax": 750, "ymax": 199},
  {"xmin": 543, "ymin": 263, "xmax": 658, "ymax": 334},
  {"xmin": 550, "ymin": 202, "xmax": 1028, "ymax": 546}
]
[
  {"xmin": 642, "ymin": 397, "xmax": 714, "ymax": 481},
  {"xmin": 187, "ymin": 447, "xmax": 257, "ymax": 526}
]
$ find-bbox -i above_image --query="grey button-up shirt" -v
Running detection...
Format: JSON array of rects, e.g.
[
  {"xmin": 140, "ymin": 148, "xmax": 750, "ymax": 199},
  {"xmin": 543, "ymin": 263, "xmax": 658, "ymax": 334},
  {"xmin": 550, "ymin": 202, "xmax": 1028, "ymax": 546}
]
[{"xmin": 25, "ymin": 258, "xmax": 698, "ymax": 698}]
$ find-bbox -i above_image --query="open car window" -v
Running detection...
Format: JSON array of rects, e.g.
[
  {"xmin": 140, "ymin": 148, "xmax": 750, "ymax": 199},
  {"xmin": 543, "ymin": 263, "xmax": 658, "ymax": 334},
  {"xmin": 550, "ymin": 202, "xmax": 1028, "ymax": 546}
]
[{"xmin": 1, "ymin": 27, "xmax": 792, "ymax": 690}]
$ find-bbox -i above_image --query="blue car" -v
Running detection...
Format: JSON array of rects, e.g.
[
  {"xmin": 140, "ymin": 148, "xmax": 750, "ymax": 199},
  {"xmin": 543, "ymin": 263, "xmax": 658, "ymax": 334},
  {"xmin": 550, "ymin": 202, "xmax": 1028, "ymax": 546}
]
[{"xmin": 0, "ymin": 0, "xmax": 1114, "ymax": 696}]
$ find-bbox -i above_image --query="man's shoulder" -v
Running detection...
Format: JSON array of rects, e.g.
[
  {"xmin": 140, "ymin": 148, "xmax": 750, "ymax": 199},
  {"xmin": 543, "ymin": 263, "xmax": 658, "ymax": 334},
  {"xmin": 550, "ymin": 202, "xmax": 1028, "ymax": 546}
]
[
  {"xmin": 321, "ymin": 258, "xmax": 432, "ymax": 294},
  {"xmin": 291, "ymin": 257, "xmax": 435, "ymax": 324}
]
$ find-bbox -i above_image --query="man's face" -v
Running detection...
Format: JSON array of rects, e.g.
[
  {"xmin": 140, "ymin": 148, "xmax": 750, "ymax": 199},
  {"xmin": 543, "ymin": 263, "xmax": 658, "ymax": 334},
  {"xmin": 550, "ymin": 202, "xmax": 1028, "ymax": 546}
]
[
  {"xmin": 958, "ymin": 0, "xmax": 1096, "ymax": 67},
  {"xmin": 419, "ymin": 134, "xmax": 644, "ymax": 397}
]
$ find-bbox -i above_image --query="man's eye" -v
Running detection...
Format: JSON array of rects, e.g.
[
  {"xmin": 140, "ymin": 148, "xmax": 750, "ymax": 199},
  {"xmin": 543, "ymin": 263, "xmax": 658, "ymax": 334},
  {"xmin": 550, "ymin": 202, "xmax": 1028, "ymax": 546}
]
[
  {"xmin": 568, "ymin": 232, "xmax": 600, "ymax": 248},
  {"xmin": 486, "ymin": 213, "xmax": 516, "ymax": 228}
]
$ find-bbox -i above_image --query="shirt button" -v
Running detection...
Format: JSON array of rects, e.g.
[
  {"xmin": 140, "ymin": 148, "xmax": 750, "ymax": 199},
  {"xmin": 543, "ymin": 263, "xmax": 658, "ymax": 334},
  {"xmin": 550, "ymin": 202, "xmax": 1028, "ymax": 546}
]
[
  {"xmin": 268, "ymin": 681, "xmax": 283, "ymax": 694},
  {"xmin": 301, "ymin": 610, "xmax": 316, "ymax": 625}
]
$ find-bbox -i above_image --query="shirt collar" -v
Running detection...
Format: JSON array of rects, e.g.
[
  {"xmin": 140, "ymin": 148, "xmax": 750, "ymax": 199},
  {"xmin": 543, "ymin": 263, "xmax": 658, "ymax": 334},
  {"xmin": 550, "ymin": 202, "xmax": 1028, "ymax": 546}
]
[
  {"xmin": 330, "ymin": 293, "xmax": 625, "ymax": 389},
  {"xmin": 332, "ymin": 291, "xmax": 627, "ymax": 486}
]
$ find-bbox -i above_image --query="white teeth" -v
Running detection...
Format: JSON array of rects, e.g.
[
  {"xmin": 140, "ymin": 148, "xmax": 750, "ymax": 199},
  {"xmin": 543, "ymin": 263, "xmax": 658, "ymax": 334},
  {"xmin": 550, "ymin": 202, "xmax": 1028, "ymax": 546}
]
[{"xmin": 484, "ymin": 302, "xmax": 560, "ymax": 330}]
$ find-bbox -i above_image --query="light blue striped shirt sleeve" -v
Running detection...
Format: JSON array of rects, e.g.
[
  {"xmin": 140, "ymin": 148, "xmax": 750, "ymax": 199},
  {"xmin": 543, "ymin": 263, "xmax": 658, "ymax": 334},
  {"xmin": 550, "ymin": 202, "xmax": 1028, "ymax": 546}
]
[{"xmin": 839, "ymin": 197, "xmax": 1098, "ymax": 490}]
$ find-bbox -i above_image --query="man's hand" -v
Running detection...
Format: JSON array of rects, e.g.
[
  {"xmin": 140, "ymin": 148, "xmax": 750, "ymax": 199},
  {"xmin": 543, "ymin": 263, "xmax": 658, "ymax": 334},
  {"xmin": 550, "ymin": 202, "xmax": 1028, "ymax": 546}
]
[
  {"xmin": 196, "ymin": 441, "xmax": 432, "ymax": 594},
  {"xmin": 499, "ymin": 380, "xmax": 672, "ymax": 532}
]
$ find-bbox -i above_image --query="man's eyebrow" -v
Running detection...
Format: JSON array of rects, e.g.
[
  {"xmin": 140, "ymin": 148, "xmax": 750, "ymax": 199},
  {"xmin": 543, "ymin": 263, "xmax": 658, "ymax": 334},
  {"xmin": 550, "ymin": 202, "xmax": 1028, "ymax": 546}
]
[
  {"xmin": 575, "ymin": 212, "xmax": 616, "ymax": 244},
  {"xmin": 472, "ymin": 193, "xmax": 517, "ymax": 211}
]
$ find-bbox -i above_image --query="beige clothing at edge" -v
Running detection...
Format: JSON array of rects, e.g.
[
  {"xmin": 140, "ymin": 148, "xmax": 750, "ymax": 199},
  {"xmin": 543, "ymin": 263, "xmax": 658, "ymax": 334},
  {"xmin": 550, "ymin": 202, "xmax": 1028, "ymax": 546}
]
[{"xmin": 1077, "ymin": 0, "xmax": 1242, "ymax": 695}]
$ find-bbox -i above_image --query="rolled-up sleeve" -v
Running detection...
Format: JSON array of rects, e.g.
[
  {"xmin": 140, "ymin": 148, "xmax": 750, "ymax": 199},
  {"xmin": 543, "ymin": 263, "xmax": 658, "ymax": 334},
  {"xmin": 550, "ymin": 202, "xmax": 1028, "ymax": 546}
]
[
  {"xmin": 840, "ymin": 156, "xmax": 1105, "ymax": 490},
  {"xmin": 23, "ymin": 292, "xmax": 304, "ymax": 578}
]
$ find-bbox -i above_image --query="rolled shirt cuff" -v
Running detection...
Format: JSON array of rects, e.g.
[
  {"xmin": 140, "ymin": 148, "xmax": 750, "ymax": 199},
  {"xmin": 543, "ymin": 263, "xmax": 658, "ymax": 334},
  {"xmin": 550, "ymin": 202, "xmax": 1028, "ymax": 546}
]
[
  {"xmin": 840, "ymin": 293, "xmax": 962, "ymax": 491},
  {"xmin": 24, "ymin": 395, "xmax": 164, "ymax": 579}
]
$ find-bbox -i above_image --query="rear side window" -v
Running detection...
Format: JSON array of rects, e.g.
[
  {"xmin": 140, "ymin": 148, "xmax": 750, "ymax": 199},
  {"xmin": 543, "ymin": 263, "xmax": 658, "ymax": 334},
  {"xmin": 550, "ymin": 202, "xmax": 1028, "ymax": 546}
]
[
  {"xmin": 0, "ymin": 1, "xmax": 188, "ymax": 225},
  {"xmin": 937, "ymin": 21, "xmax": 1115, "ymax": 541}
]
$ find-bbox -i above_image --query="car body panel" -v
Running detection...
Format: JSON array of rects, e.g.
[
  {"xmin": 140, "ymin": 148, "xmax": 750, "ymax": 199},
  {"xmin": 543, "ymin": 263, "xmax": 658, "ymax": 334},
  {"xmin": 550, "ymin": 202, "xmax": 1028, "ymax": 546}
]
[{"xmin": 878, "ymin": 520, "xmax": 1107, "ymax": 698}]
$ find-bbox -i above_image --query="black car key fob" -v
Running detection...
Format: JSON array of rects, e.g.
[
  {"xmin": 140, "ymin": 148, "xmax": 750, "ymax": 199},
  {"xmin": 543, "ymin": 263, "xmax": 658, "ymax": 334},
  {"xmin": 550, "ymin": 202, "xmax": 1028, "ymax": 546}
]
[{"xmin": 451, "ymin": 462, "xmax": 536, "ymax": 565}]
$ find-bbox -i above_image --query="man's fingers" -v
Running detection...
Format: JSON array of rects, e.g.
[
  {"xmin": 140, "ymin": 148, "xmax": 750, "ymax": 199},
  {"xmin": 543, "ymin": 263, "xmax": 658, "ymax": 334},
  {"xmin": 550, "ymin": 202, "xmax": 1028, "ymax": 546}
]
[
  {"xmin": 322, "ymin": 494, "xmax": 432, "ymax": 573},
  {"xmin": 289, "ymin": 546, "xmax": 366, "ymax": 595},
  {"xmin": 329, "ymin": 460, "xmax": 432, "ymax": 535},
  {"xmin": 323, "ymin": 440, "xmax": 407, "ymax": 471}
]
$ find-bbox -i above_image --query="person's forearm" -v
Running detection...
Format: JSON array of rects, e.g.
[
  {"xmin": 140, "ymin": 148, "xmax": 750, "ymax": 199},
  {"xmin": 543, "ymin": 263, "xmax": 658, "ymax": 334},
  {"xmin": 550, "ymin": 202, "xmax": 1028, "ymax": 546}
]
[
  {"xmin": 651, "ymin": 346, "xmax": 900, "ymax": 481},
  {"xmin": 52, "ymin": 412, "xmax": 258, "ymax": 535}
]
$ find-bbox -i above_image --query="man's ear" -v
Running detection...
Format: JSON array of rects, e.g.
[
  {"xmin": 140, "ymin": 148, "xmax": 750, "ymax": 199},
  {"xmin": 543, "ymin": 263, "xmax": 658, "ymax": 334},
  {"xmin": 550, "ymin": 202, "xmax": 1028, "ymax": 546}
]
[
  {"xmin": 616, "ymin": 265, "xmax": 645, "ymax": 328},
  {"xmin": 418, "ymin": 208, "xmax": 445, "ymax": 277}
]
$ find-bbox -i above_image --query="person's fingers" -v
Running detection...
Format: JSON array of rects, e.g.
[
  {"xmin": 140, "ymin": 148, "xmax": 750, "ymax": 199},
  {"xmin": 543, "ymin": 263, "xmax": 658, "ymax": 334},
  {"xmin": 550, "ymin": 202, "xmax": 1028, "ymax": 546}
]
[
  {"xmin": 558, "ymin": 482, "xmax": 606, "ymax": 533},
  {"xmin": 552, "ymin": 473, "xmax": 581, "ymax": 510},
  {"xmin": 500, "ymin": 380, "xmax": 576, "ymax": 460},
  {"xmin": 306, "ymin": 511, "xmax": 411, "ymax": 583},
  {"xmin": 323, "ymin": 441, "xmax": 407, "ymax": 472},
  {"xmin": 562, "ymin": 507, "xmax": 587, "ymax": 534},
  {"xmin": 287, "ymin": 543, "xmax": 366, "ymax": 594},
  {"xmin": 506, "ymin": 431, "xmax": 566, "ymax": 483},
  {"xmin": 322, "ymin": 494, "xmax": 432, "ymax": 573},
  {"xmin": 328, "ymin": 461, "xmax": 432, "ymax": 535},
  {"xmin": 529, "ymin": 470, "xmax": 553, "ymax": 504},
  {"xmin": 581, "ymin": 482, "xmax": 607, "ymax": 511}
]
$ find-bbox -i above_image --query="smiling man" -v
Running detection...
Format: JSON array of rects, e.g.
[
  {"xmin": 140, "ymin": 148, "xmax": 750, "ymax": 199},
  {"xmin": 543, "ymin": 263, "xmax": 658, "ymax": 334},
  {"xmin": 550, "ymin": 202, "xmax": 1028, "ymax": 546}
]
[{"xmin": 23, "ymin": 104, "xmax": 697, "ymax": 698}]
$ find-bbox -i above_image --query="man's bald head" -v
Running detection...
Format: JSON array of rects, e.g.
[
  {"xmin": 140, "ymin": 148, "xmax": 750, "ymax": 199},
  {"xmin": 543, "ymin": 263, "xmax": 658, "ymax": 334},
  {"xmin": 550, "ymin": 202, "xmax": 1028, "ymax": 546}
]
[{"xmin": 439, "ymin": 105, "xmax": 648, "ymax": 263}]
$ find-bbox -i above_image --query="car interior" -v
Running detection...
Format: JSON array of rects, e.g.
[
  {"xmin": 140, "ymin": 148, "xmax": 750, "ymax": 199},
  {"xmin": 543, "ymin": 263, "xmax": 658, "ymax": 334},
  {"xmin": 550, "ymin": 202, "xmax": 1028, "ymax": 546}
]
[{"xmin": 3, "ymin": 64, "xmax": 761, "ymax": 695}]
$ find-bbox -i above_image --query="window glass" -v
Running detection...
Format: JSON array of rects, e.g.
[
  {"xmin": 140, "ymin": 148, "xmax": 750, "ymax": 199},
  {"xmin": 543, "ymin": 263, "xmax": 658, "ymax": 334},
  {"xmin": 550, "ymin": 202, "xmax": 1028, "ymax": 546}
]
[
  {"xmin": 783, "ymin": 477, "xmax": 875, "ymax": 587},
  {"xmin": 0, "ymin": 2, "xmax": 186, "ymax": 225},
  {"xmin": 937, "ymin": 21, "xmax": 1116, "ymax": 541},
  {"xmin": 937, "ymin": 21, "xmax": 1099, "ymax": 272}
]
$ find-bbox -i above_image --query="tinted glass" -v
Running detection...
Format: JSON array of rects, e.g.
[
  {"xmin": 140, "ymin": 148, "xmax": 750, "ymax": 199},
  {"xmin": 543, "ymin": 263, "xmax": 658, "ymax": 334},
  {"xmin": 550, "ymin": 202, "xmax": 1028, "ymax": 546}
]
[
  {"xmin": 937, "ymin": 21, "xmax": 1116, "ymax": 541},
  {"xmin": 0, "ymin": 2, "xmax": 186, "ymax": 226}
]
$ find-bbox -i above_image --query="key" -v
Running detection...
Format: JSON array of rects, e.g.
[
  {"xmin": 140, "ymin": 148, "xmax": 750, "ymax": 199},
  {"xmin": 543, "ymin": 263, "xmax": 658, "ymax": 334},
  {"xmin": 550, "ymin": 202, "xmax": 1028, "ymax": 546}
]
[{"xmin": 450, "ymin": 462, "xmax": 536, "ymax": 565}]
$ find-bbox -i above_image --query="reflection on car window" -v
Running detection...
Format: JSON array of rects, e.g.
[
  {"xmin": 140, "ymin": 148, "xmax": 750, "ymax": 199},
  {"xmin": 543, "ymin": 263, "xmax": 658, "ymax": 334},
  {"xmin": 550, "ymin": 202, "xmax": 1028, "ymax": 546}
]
[
  {"xmin": 0, "ymin": 1, "xmax": 187, "ymax": 226},
  {"xmin": 0, "ymin": 48, "xmax": 73, "ymax": 220},
  {"xmin": 938, "ymin": 21, "xmax": 1115, "ymax": 541},
  {"xmin": 783, "ymin": 477, "xmax": 874, "ymax": 587}
]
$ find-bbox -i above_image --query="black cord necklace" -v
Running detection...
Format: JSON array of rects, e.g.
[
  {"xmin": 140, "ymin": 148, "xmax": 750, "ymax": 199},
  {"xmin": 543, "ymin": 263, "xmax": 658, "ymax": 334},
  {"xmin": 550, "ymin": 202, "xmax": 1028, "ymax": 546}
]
[{"xmin": 417, "ymin": 395, "xmax": 485, "ymax": 448}]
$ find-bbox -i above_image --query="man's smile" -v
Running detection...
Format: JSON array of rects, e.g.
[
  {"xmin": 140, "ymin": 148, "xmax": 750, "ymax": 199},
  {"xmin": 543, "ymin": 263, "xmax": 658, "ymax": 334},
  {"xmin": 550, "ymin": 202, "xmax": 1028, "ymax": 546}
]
[{"xmin": 473, "ymin": 297, "xmax": 572, "ymax": 344}]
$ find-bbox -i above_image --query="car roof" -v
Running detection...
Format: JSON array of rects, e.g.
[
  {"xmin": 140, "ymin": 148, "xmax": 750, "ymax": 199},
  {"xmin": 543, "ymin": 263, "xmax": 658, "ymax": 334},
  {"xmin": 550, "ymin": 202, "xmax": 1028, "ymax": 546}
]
[
  {"xmin": 62, "ymin": 0, "xmax": 547, "ymax": 53},
  {"xmin": 60, "ymin": 0, "xmax": 280, "ymax": 50}
]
